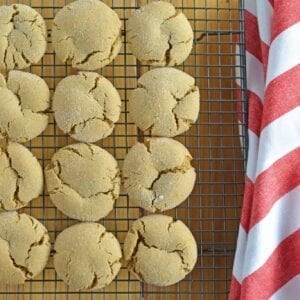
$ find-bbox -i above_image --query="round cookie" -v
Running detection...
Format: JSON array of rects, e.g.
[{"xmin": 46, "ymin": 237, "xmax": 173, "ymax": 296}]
[
  {"xmin": 52, "ymin": 0, "xmax": 122, "ymax": 70},
  {"xmin": 53, "ymin": 72, "xmax": 121, "ymax": 143},
  {"xmin": 0, "ymin": 4, "xmax": 47, "ymax": 72},
  {"xmin": 123, "ymin": 138, "xmax": 196, "ymax": 212},
  {"xmin": 127, "ymin": 1, "xmax": 193, "ymax": 66},
  {"xmin": 0, "ymin": 70, "xmax": 50, "ymax": 142},
  {"xmin": 123, "ymin": 214, "xmax": 197, "ymax": 286},
  {"xmin": 54, "ymin": 222, "xmax": 122, "ymax": 290},
  {"xmin": 0, "ymin": 142, "xmax": 43, "ymax": 211},
  {"xmin": 0, "ymin": 212, "xmax": 51, "ymax": 285},
  {"xmin": 129, "ymin": 68, "xmax": 199, "ymax": 137},
  {"xmin": 45, "ymin": 143, "xmax": 120, "ymax": 221}
]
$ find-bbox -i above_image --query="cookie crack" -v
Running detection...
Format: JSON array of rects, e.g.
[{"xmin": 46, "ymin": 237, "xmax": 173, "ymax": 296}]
[
  {"xmin": 170, "ymin": 249, "xmax": 191, "ymax": 272},
  {"xmin": 88, "ymin": 75, "xmax": 100, "ymax": 94},
  {"xmin": 87, "ymin": 272, "xmax": 100, "ymax": 290},
  {"xmin": 107, "ymin": 33, "xmax": 121, "ymax": 62},
  {"xmin": 75, "ymin": 50, "xmax": 105, "ymax": 66},
  {"xmin": 129, "ymin": 228, "xmax": 191, "ymax": 276},
  {"xmin": 7, "ymin": 83, "xmax": 47, "ymax": 119},
  {"xmin": 164, "ymin": 35, "xmax": 173, "ymax": 66},
  {"xmin": 127, "ymin": 229, "xmax": 148, "ymax": 282},
  {"xmin": 48, "ymin": 160, "xmax": 119, "ymax": 201},
  {"xmin": 24, "ymin": 234, "xmax": 48, "ymax": 267},
  {"xmin": 97, "ymin": 231, "xmax": 121, "ymax": 278},
  {"xmin": 108, "ymin": 258, "xmax": 121, "ymax": 276},
  {"xmin": 10, "ymin": 5, "xmax": 20, "ymax": 23},
  {"xmin": 69, "ymin": 116, "xmax": 113, "ymax": 136},
  {"xmin": 4, "ymin": 147, "xmax": 26, "ymax": 208},
  {"xmin": 146, "ymin": 156, "xmax": 192, "ymax": 209},
  {"xmin": 170, "ymin": 86, "xmax": 198, "ymax": 102},
  {"xmin": 4, "ymin": 6, "xmax": 37, "ymax": 69},
  {"xmin": 89, "ymin": 171, "xmax": 120, "ymax": 200},
  {"xmin": 161, "ymin": 11, "xmax": 179, "ymax": 25},
  {"xmin": 9, "ymin": 253, "xmax": 33, "ymax": 278},
  {"xmin": 61, "ymin": 147, "xmax": 84, "ymax": 158},
  {"xmin": 86, "ymin": 143, "xmax": 95, "ymax": 156},
  {"xmin": 75, "ymin": 32, "xmax": 121, "ymax": 66}
]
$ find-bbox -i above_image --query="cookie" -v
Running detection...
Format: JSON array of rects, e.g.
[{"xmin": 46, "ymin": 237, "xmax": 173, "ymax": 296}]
[
  {"xmin": 0, "ymin": 212, "xmax": 50, "ymax": 284},
  {"xmin": 52, "ymin": 0, "xmax": 122, "ymax": 70},
  {"xmin": 123, "ymin": 138, "xmax": 196, "ymax": 212},
  {"xmin": 0, "ymin": 142, "xmax": 43, "ymax": 211},
  {"xmin": 45, "ymin": 143, "xmax": 120, "ymax": 221},
  {"xmin": 129, "ymin": 68, "xmax": 199, "ymax": 137},
  {"xmin": 54, "ymin": 222, "xmax": 122, "ymax": 290},
  {"xmin": 0, "ymin": 70, "xmax": 50, "ymax": 142},
  {"xmin": 123, "ymin": 214, "xmax": 197, "ymax": 286},
  {"xmin": 0, "ymin": 4, "xmax": 47, "ymax": 72},
  {"xmin": 127, "ymin": 1, "xmax": 193, "ymax": 66},
  {"xmin": 53, "ymin": 72, "xmax": 121, "ymax": 143}
]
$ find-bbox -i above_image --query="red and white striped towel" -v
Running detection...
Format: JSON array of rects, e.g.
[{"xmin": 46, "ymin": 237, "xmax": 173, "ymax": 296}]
[{"xmin": 230, "ymin": 0, "xmax": 300, "ymax": 299}]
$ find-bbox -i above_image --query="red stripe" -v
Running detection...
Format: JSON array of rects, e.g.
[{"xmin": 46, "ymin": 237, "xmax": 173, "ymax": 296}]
[
  {"xmin": 272, "ymin": 0, "xmax": 300, "ymax": 41},
  {"xmin": 249, "ymin": 148, "xmax": 300, "ymax": 230},
  {"xmin": 261, "ymin": 65, "xmax": 300, "ymax": 130},
  {"xmin": 240, "ymin": 177, "xmax": 254, "ymax": 232},
  {"xmin": 229, "ymin": 276, "xmax": 241, "ymax": 300},
  {"xmin": 240, "ymin": 230, "xmax": 300, "ymax": 299},
  {"xmin": 248, "ymin": 91, "xmax": 263, "ymax": 136},
  {"xmin": 268, "ymin": 0, "xmax": 274, "ymax": 7},
  {"xmin": 260, "ymin": 41, "xmax": 269, "ymax": 75},
  {"xmin": 245, "ymin": 11, "xmax": 262, "ymax": 62}
]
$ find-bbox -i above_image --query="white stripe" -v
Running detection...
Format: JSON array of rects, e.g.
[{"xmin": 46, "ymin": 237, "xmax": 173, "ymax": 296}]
[
  {"xmin": 235, "ymin": 44, "xmax": 242, "ymax": 87},
  {"xmin": 238, "ymin": 122, "xmax": 245, "ymax": 151},
  {"xmin": 256, "ymin": 0, "xmax": 273, "ymax": 46},
  {"xmin": 270, "ymin": 275, "xmax": 300, "ymax": 300},
  {"xmin": 245, "ymin": 0, "xmax": 257, "ymax": 16},
  {"xmin": 255, "ymin": 107, "xmax": 300, "ymax": 177},
  {"xmin": 232, "ymin": 225, "xmax": 248, "ymax": 282},
  {"xmin": 266, "ymin": 22, "xmax": 300, "ymax": 86},
  {"xmin": 242, "ymin": 187, "xmax": 300, "ymax": 278},
  {"xmin": 246, "ymin": 51, "xmax": 265, "ymax": 101},
  {"xmin": 246, "ymin": 130, "xmax": 259, "ymax": 182}
]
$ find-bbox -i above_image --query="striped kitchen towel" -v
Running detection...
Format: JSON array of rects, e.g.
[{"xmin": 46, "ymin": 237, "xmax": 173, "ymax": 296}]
[{"xmin": 230, "ymin": 0, "xmax": 300, "ymax": 299}]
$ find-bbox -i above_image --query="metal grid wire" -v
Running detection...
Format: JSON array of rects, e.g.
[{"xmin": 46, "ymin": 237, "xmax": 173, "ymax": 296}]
[{"xmin": 0, "ymin": 0, "xmax": 247, "ymax": 299}]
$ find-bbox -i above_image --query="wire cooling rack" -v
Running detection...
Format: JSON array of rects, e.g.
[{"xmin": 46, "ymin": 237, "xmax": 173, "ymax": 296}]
[{"xmin": 0, "ymin": 0, "xmax": 247, "ymax": 299}]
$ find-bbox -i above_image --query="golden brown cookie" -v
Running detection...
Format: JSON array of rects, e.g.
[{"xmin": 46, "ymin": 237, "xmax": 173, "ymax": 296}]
[
  {"xmin": 52, "ymin": 0, "xmax": 122, "ymax": 70},
  {"xmin": 0, "ymin": 4, "xmax": 47, "ymax": 71},
  {"xmin": 123, "ymin": 215, "xmax": 197, "ymax": 286},
  {"xmin": 0, "ymin": 212, "xmax": 51, "ymax": 284},
  {"xmin": 127, "ymin": 1, "xmax": 193, "ymax": 66},
  {"xmin": 0, "ymin": 142, "xmax": 43, "ymax": 211},
  {"xmin": 129, "ymin": 68, "xmax": 200, "ymax": 137},
  {"xmin": 123, "ymin": 138, "xmax": 196, "ymax": 212},
  {"xmin": 53, "ymin": 72, "xmax": 121, "ymax": 143},
  {"xmin": 45, "ymin": 143, "xmax": 120, "ymax": 221},
  {"xmin": 0, "ymin": 70, "xmax": 50, "ymax": 142},
  {"xmin": 54, "ymin": 222, "xmax": 122, "ymax": 290}
]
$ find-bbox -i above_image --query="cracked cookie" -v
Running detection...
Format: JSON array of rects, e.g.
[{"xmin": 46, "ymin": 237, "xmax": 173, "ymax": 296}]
[
  {"xmin": 0, "ymin": 141, "xmax": 43, "ymax": 211},
  {"xmin": 54, "ymin": 222, "xmax": 122, "ymax": 290},
  {"xmin": 45, "ymin": 143, "xmax": 120, "ymax": 221},
  {"xmin": 0, "ymin": 70, "xmax": 50, "ymax": 142},
  {"xmin": 127, "ymin": 1, "xmax": 193, "ymax": 66},
  {"xmin": 123, "ymin": 138, "xmax": 196, "ymax": 212},
  {"xmin": 0, "ymin": 212, "xmax": 50, "ymax": 284},
  {"xmin": 53, "ymin": 72, "xmax": 121, "ymax": 143},
  {"xmin": 0, "ymin": 4, "xmax": 47, "ymax": 72},
  {"xmin": 123, "ymin": 214, "xmax": 197, "ymax": 286},
  {"xmin": 52, "ymin": 0, "xmax": 122, "ymax": 70},
  {"xmin": 129, "ymin": 67, "xmax": 200, "ymax": 137}
]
